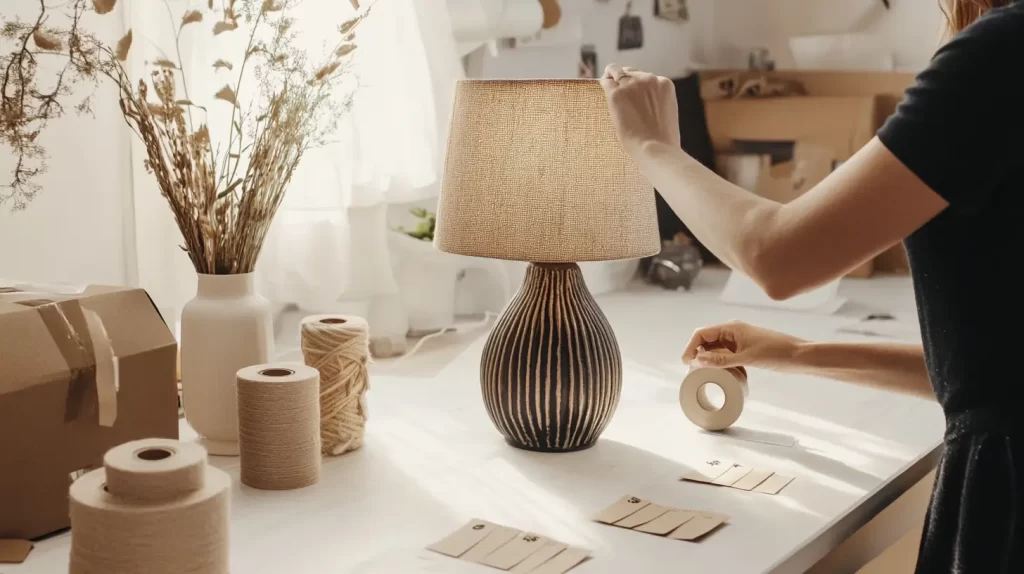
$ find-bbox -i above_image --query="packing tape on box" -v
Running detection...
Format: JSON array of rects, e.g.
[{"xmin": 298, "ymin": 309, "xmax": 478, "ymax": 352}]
[
  {"xmin": 679, "ymin": 366, "xmax": 749, "ymax": 432},
  {"xmin": 69, "ymin": 438, "xmax": 231, "ymax": 574},
  {"xmin": 0, "ymin": 291, "xmax": 119, "ymax": 426}
]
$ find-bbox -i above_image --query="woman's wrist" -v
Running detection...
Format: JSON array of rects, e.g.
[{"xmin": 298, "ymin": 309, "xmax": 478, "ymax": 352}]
[{"xmin": 756, "ymin": 338, "xmax": 808, "ymax": 372}]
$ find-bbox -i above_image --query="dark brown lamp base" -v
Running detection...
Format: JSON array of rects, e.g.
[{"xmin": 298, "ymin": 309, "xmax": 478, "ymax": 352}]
[{"xmin": 480, "ymin": 263, "xmax": 622, "ymax": 453}]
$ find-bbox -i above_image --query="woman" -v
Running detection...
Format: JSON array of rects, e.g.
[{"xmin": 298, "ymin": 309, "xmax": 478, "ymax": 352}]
[{"xmin": 601, "ymin": 1, "xmax": 1022, "ymax": 572}]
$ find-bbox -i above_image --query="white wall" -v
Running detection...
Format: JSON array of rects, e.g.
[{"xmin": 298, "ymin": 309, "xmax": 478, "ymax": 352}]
[
  {"xmin": 705, "ymin": 0, "xmax": 946, "ymax": 71},
  {"xmin": 0, "ymin": 6, "xmax": 131, "ymax": 286},
  {"xmin": 467, "ymin": 0, "xmax": 946, "ymax": 81},
  {"xmin": 468, "ymin": 0, "xmax": 695, "ymax": 80}
]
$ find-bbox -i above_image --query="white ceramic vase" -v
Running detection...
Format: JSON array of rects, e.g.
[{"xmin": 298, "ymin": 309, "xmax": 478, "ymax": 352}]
[{"xmin": 180, "ymin": 273, "xmax": 274, "ymax": 456}]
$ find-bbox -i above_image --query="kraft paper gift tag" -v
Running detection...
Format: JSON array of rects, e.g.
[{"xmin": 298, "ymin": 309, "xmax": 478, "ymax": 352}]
[
  {"xmin": 427, "ymin": 519, "xmax": 497, "ymax": 557},
  {"xmin": 0, "ymin": 539, "xmax": 34, "ymax": 564},
  {"xmin": 594, "ymin": 495, "xmax": 650, "ymax": 524},
  {"xmin": 732, "ymin": 469, "xmax": 775, "ymax": 491},
  {"xmin": 510, "ymin": 542, "xmax": 568, "ymax": 573},
  {"xmin": 712, "ymin": 465, "xmax": 752, "ymax": 486},
  {"xmin": 462, "ymin": 526, "xmax": 521, "ymax": 563},
  {"xmin": 681, "ymin": 459, "xmax": 736, "ymax": 483},
  {"xmin": 668, "ymin": 512, "xmax": 728, "ymax": 541},
  {"xmin": 530, "ymin": 547, "xmax": 590, "ymax": 574},
  {"xmin": 754, "ymin": 474, "xmax": 795, "ymax": 495},
  {"xmin": 614, "ymin": 503, "xmax": 670, "ymax": 529},
  {"xmin": 634, "ymin": 510, "xmax": 696, "ymax": 535},
  {"xmin": 482, "ymin": 532, "xmax": 549, "ymax": 570}
]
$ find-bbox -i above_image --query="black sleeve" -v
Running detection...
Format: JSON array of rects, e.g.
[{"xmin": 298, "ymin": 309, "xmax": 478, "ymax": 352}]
[{"xmin": 877, "ymin": 6, "xmax": 1024, "ymax": 213}]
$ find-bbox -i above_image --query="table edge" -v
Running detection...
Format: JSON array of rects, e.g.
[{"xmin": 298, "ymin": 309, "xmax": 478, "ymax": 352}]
[{"xmin": 767, "ymin": 439, "xmax": 943, "ymax": 574}]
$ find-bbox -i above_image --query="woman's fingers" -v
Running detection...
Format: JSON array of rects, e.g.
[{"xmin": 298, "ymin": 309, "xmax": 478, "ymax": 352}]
[
  {"xmin": 603, "ymin": 63, "xmax": 627, "ymax": 83},
  {"xmin": 693, "ymin": 348, "xmax": 746, "ymax": 368},
  {"xmin": 682, "ymin": 325, "xmax": 725, "ymax": 362},
  {"xmin": 682, "ymin": 322, "xmax": 744, "ymax": 363}
]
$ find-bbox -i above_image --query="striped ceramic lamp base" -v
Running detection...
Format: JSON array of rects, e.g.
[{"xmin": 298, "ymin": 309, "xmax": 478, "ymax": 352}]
[{"xmin": 481, "ymin": 263, "xmax": 623, "ymax": 453}]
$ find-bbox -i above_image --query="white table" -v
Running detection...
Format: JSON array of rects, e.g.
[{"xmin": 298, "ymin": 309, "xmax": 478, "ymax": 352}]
[{"xmin": 10, "ymin": 269, "xmax": 945, "ymax": 574}]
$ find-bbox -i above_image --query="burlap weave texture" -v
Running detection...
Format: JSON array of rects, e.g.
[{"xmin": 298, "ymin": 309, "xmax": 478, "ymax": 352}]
[{"xmin": 435, "ymin": 79, "xmax": 660, "ymax": 263}]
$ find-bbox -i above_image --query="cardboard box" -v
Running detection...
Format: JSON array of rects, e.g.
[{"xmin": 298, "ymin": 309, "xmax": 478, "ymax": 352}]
[
  {"xmin": 704, "ymin": 95, "xmax": 882, "ymax": 278},
  {"xmin": 0, "ymin": 284, "xmax": 178, "ymax": 540},
  {"xmin": 701, "ymin": 70, "xmax": 917, "ymax": 274}
]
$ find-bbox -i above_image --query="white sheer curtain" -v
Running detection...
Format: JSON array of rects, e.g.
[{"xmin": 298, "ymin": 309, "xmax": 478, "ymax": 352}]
[
  {"xmin": 120, "ymin": 0, "xmax": 464, "ymax": 342},
  {"xmin": 257, "ymin": 0, "xmax": 464, "ymax": 348}
]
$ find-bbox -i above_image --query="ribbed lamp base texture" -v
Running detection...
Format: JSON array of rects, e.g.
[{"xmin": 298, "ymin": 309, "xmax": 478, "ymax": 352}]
[{"xmin": 480, "ymin": 263, "xmax": 622, "ymax": 453}]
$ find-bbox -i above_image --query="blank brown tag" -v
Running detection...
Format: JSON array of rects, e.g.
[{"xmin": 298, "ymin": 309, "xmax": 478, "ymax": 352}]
[
  {"xmin": 0, "ymin": 539, "xmax": 34, "ymax": 564},
  {"xmin": 668, "ymin": 512, "xmax": 728, "ymax": 541},
  {"xmin": 426, "ymin": 519, "xmax": 496, "ymax": 557},
  {"xmin": 530, "ymin": 547, "xmax": 590, "ymax": 574},
  {"xmin": 732, "ymin": 469, "xmax": 774, "ymax": 491},
  {"xmin": 462, "ymin": 525, "xmax": 521, "ymax": 563},
  {"xmin": 593, "ymin": 495, "xmax": 650, "ymax": 524},
  {"xmin": 754, "ymin": 474, "xmax": 795, "ymax": 495},
  {"xmin": 681, "ymin": 459, "xmax": 735, "ymax": 483},
  {"xmin": 712, "ymin": 465, "xmax": 752, "ymax": 486},
  {"xmin": 614, "ymin": 503, "xmax": 670, "ymax": 529},
  {"xmin": 510, "ymin": 542, "xmax": 568, "ymax": 573},
  {"xmin": 634, "ymin": 510, "xmax": 695, "ymax": 535},
  {"xmin": 482, "ymin": 532, "xmax": 549, "ymax": 570}
]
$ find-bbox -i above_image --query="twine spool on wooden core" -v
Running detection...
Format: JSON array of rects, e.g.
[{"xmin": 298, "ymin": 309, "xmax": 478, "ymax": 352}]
[
  {"xmin": 300, "ymin": 315, "xmax": 371, "ymax": 456},
  {"xmin": 237, "ymin": 363, "xmax": 322, "ymax": 490},
  {"xmin": 69, "ymin": 438, "xmax": 230, "ymax": 574}
]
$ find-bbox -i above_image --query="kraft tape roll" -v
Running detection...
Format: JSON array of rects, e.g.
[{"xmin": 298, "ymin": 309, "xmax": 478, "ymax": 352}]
[
  {"xmin": 237, "ymin": 363, "xmax": 322, "ymax": 490},
  {"xmin": 103, "ymin": 439, "xmax": 206, "ymax": 501},
  {"xmin": 680, "ymin": 367, "xmax": 749, "ymax": 431},
  {"xmin": 69, "ymin": 439, "xmax": 231, "ymax": 574},
  {"xmin": 300, "ymin": 315, "xmax": 371, "ymax": 456}
]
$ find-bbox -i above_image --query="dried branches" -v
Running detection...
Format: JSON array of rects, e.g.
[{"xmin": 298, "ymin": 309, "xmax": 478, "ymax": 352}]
[
  {"xmin": 0, "ymin": 0, "xmax": 117, "ymax": 211},
  {"xmin": 1, "ymin": 0, "xmax": 367, "ymax": 274}
]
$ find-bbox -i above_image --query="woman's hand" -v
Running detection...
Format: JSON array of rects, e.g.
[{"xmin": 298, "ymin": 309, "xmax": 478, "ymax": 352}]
[
  {"xmin": 681, "ymin": 320, "xmax": 805, "ymax": 371},
  {"xmin": 599, "ymin": 63, "xmax": 681, "ymax": 155}
]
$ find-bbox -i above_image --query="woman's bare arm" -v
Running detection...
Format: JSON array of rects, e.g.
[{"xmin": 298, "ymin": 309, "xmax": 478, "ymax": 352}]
[
  {"xmin": 634, "ymin": 137, "xmax": 949, "ymax": 300},
  {"xmin": 683, "ymin": 322, "xmax": 934, "ymax": 400},
  {"xmin": 786, "ymin": 342, "xmax": 933, "ymax": 399}
]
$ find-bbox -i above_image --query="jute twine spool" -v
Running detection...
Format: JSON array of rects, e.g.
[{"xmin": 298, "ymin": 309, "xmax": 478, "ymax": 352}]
[
  {"xmin": 237, "ymin": 363, "xmax": 322, "ymax": 490},
  {"xmin": 300, "ymin": 315, "xmax": 371, "ymax": 456},
  {"xmin": 69, "ymin": 438, "xmax": 230, "ymax": 574}
]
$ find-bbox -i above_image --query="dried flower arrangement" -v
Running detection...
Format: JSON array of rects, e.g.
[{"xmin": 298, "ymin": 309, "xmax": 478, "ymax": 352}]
[{"xmin": 1, "ymin": 0, "xmax": 368, "ymax": 274}]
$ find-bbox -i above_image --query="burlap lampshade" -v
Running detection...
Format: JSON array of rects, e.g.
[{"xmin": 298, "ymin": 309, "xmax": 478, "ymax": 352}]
[{"xmin": 434, "ymin": 79, "xmax": 660, "ymax": 263}]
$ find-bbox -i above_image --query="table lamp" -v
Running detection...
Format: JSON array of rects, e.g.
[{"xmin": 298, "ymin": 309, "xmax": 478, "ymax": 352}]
[{"xmin": 434, "ymin": 79, "xmax": 660, "ymax": 453}]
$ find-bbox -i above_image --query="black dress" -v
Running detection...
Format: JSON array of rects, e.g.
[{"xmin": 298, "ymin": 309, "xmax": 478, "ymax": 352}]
[{"xmin": 876, "ymin": 3, "xmax": 1024, "ymax": 572}]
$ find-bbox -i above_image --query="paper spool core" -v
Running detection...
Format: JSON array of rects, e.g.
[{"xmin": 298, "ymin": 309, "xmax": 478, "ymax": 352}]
[
  {"xmin": 319, "ymin": 317, "xmax": 348, "ymax": 325},
  {"xmin": 697, "ymin": 382, "xmax": 726, "ymax": 412},
  {"xmin": 258, "ymin": 368, "xmax": 296, "ymax": 377},
  {"xmin": 135, "ymin": 447, "xmax": 174, "ymax": 462}
]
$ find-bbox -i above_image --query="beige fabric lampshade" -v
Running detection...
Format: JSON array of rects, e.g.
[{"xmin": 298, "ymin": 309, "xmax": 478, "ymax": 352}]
[{"xmin": 434, "ymin": 79, "xmax": 661, "ymax": 263}]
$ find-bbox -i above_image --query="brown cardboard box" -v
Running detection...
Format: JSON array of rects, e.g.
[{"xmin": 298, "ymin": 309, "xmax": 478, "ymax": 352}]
[
  {"xmin": 705, "ymin": 95, "xmax": 881, "ymax": 278},
  {"xmin": 701, "ymin": 70, "xmax": 917, "ymax": 273},
  {"xmin": 0, "ymin": 284, "xmax": 178, "ymax": 540}
]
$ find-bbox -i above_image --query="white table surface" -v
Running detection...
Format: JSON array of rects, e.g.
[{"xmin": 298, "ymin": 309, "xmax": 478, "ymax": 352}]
[{"xmin": 9, "ymin": 269, "xmax": 945, "ymax": 574}]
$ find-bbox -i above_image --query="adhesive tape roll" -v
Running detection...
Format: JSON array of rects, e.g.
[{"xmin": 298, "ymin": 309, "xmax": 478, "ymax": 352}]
[
  {"xmin": 103, "ymin": 438, "xmax": 206, "ymax": 501},
  {"xmin": 69, "ymin": 440, "xmax": 230, "ymax": 574},
  {"xmin": 679, "ymin": 367, "xmax": 749, "ymax": 431}
]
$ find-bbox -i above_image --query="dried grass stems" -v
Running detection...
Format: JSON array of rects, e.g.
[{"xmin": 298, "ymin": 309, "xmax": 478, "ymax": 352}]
[{"xmin": 1, "ymin": 0, "xmax": 368, "ymax": 274}]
